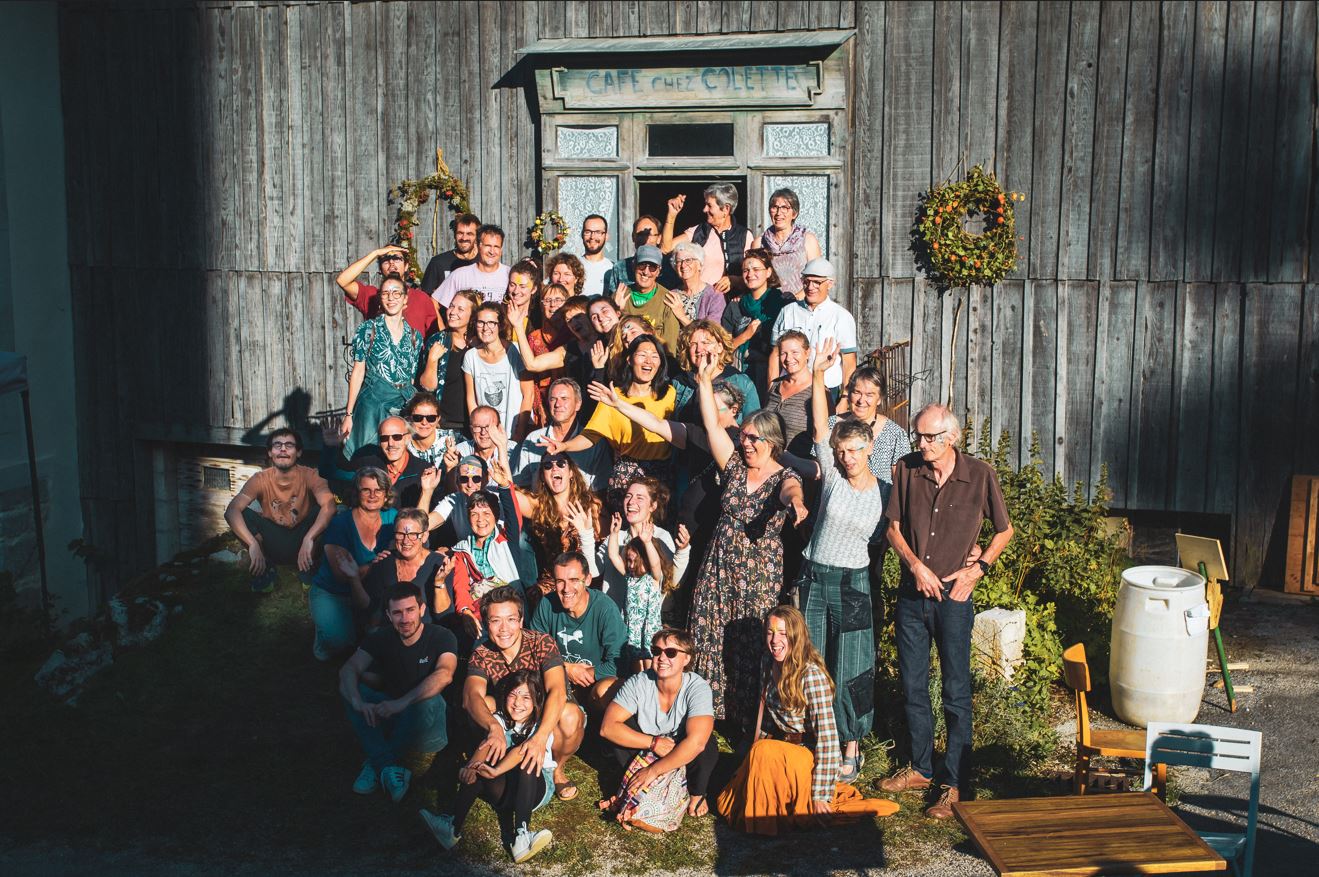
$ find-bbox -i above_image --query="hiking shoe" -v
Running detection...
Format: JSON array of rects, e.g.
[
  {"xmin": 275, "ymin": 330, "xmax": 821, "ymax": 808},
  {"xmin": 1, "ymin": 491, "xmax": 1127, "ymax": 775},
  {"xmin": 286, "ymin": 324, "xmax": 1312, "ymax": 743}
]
[
  {"xmin": 380, "ymin": 765, "xmax": 412, "ymax": 803},
  {"xmin": 250, "ymin": 568, "xmax": 277, "ymax": 594},
  {"xmin": 878, "ymin": 766, "xmax": 932, "ymax": 793},
  {"xmin": 925, "ymin": 784, "xmax": 960, "ymax": 819},
  {"xmin": 838, "ymin": 751, "xmax": 865, "ymax": 784},
  {"xmin": 351, "ymin": 761, "xmax": 378, "ymax": 795},
  {"xmin": 510, "ymin": 825, "xmax": 552, "ymax": 863},
  {"xmin": 420, "ymin": 809, "xmax": 461, "ymax": 850}
]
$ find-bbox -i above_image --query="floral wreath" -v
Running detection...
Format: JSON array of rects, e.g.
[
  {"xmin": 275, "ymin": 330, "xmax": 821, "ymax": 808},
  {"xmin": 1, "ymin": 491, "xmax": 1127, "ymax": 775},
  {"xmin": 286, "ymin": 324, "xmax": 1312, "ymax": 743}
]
[
  {"xmin": 387, "ymin": 153, "xmax": 471, "ymax": 284},
  {"xmin": 529, "ymin": 210, "xmax": 570, "ymax": 255},
  {"xmin": 915, "ymin": 165, "xmax": 1024, "ymax": 288}
]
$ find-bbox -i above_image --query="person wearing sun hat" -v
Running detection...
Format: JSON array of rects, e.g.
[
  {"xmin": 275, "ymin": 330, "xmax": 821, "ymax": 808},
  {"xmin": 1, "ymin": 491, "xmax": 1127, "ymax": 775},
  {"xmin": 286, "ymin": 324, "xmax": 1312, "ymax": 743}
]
[{"xmin": 768, "ymin": 257, "xmax": 857, "ymax": 400}]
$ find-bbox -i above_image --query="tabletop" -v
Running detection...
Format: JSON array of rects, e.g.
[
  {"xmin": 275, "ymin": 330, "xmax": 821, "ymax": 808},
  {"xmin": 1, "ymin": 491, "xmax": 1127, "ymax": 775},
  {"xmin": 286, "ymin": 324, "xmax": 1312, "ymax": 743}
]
[{"xmin": 953, "ymin": 792, "xmax": 1227, "ymax": 876}]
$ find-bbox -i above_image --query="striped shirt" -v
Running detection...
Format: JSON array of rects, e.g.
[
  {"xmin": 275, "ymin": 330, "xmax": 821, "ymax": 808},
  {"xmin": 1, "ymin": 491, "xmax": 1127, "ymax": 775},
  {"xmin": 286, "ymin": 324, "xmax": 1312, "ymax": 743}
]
[{"xmin": 763, "ymin": 658, "xmax": 840, "ymax": 802}]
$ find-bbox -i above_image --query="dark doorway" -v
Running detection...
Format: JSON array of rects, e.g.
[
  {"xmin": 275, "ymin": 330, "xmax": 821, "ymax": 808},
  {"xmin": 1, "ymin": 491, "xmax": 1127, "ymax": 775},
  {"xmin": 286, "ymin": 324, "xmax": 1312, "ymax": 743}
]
[{"xmin": 636, "ymin": 177, "xmax": 748, "ymax": 235}]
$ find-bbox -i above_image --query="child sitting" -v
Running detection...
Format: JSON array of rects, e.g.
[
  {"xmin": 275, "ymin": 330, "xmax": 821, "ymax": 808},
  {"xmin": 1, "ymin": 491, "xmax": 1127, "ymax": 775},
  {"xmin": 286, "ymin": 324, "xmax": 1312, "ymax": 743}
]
[{"xmin": 420, "ymin": 670, "xmax": 556, "ymax": 863}]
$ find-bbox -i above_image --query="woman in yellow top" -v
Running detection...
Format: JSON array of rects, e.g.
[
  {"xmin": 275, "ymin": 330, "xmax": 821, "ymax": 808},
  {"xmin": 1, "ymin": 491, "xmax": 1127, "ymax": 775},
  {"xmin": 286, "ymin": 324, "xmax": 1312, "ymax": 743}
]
[{"xmin": 538, "ymin": 333, "xmax": 675, "ymax": 513}]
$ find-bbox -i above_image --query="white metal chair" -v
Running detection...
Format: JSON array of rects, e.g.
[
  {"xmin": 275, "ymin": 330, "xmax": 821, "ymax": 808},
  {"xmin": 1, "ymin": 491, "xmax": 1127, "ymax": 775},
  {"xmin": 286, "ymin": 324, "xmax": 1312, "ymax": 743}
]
[{"xmin": 1143, "ymin": 722, "xmax": 1262, "ymax": 877}]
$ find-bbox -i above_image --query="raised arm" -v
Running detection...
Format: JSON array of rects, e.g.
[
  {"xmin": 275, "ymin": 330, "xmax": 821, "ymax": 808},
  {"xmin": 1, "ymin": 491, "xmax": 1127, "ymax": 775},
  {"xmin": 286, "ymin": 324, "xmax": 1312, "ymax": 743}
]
[
  {"xmin": 695, "ymin": 354, "xmax": 735, "ymax": 468},
  {"xmin": 660, "ymin": 193, "xmax": 686, "ymax": 254},
  {"xmin": 336, "ymin": 246, "xmax": 403, "ymax": 300},
  {"xmin": 586, "ymin": 381, "xmax": 689, "ymax": 448},
  {"xmin": 507, "ymin": 299, "xmax": 569, "ymax": 372},
  {"xmin": 811, "ymin": 338, "xmax": 839, "ymax": 444}
]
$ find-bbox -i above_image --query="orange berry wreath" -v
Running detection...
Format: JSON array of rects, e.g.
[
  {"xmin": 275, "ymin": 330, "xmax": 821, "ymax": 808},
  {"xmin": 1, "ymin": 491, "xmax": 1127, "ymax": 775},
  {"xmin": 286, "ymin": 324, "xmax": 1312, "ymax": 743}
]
[{"xmin": 916, "ymin": 165, "xmax": 1023, "ymax": 288}]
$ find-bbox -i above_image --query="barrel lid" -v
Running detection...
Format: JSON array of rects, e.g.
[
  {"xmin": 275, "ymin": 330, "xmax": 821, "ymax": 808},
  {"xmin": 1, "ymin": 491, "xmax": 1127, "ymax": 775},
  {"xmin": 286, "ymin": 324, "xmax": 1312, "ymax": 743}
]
[{"xmin": 1122, "ymin": 565, "xmax": 1205, "ymax": 591}]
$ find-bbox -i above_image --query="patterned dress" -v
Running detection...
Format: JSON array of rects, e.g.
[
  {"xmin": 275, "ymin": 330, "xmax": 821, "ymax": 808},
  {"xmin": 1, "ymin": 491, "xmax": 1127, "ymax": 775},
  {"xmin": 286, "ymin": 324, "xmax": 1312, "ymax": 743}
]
[
  {"xmin": 688, "ymin": 455, "xmax": 801, "ymax": 728},
  {"xmin": 345, "ymin": 316, "xmax": 423, "ymax": 456}
]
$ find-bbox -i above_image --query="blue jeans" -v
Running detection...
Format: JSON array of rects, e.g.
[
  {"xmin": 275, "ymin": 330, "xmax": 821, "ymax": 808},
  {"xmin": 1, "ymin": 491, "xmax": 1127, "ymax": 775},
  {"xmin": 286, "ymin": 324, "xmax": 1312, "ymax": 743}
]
[
  {"xmin": 343, "ymin": 684, "xmax": 448, "ymax": 771},
  {"xmin": 895, "ymin": 585, "xmax": 974, "ymax": 788},
  {"xmin": 309, "ymin": 586, "xmax": 357, "ymax": 657}
]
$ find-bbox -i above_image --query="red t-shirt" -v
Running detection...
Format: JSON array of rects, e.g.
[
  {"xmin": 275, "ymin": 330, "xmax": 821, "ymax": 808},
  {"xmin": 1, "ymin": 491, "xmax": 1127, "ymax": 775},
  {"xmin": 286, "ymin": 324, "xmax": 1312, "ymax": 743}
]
[{"xmin": 349, "ymin": 283, "xmax": 440, "ymax": 337}]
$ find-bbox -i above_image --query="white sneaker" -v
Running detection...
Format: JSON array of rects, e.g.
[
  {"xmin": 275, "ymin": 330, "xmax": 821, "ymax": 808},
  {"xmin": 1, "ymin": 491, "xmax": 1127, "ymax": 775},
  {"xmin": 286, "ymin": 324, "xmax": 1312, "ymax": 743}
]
[
  {"xmin": 380, "ymin": 765, "xmax": 412, "ymax": 803},
  {"xmin": 510, "ymin": 825, "xmax": 552, "ymax": 863},
  {"xmin": 420, "ymin": 809, "xmax": 461, "ymax": 850},
  {"xmin": 351, "ymin": 761, "xmax": 378, "ymax": 795}
]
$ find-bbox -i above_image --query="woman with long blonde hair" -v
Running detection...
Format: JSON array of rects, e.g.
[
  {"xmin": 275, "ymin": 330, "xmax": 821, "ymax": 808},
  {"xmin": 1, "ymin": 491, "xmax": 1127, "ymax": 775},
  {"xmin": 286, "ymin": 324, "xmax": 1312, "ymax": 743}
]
[{"xmin": 716, "ymin": 606, "xmax": 898, "ymax": 835}]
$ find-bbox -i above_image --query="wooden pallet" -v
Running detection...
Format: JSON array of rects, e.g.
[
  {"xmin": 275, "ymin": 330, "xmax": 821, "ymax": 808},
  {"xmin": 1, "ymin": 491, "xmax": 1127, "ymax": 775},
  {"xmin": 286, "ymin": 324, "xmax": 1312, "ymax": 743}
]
[{"xmin": 1285, "ymin": 475, "xmax": 1319, "ymax": 595}]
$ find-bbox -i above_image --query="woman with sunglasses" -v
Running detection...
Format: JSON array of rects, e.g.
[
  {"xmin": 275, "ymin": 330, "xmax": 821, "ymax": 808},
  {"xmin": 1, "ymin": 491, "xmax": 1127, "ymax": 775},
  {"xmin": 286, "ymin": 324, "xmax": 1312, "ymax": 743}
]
[
  {"xmin": 488, "ymin": 443, "xmax": 601, "ymax": 596},
  {"xmin": 362, "ymin": 508, "xmax": 455, "ymax": 629},
  {"xmin": 307, "ymin": 467, "xmax": 398, "ymax": 661},
  {"xmin": 686, "ymin": 353, "xmax": 807, "ymax": 735},
  {"xmin": 418, "ymin": 289, "xmax": 479, "ymax": 441},
  {"xmin": 463, "ymin": 302, "xmax": 534, "ymax": 441},
  {"xmin": 717, "ymin": 606, "xmax": 898, "ymax": 834},
  {"xmin": 341, "ymin": 274, "xmax": 424, "ymax": 457},
  {"xmin": 400, "ymin": 392, "xmax": 446, "ymax": 467},
  {"xmin": 599, "ymin": 627, "xmax": 718, "ymax": 831}
]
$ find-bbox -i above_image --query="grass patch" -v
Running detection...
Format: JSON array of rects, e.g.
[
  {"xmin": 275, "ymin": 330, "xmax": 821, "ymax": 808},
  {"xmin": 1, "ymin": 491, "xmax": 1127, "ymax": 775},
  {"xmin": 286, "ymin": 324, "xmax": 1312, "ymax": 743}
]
[{"xmin": 0, "ymin": 557, "xmax": 1085, "ymax": 874}]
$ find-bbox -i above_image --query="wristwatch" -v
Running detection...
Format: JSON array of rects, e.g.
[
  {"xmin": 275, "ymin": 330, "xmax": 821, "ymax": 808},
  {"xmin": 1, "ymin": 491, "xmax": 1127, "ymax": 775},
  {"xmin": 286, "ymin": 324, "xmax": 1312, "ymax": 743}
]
[{"xmin": 976, "ymin": 559, "xmax": 991, "ymax": 575}]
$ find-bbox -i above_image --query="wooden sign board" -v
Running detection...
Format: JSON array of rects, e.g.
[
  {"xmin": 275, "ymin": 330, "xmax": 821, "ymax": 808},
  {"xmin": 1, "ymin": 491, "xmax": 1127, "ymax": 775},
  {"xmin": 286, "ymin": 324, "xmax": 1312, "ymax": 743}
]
[
  {"xmin": 1176, "ymin": 533, "xmax": 1229, "ymax": 583},
  {"xmin": 548, "ymin": 63, "xmax": 824, "ymax": 110}
]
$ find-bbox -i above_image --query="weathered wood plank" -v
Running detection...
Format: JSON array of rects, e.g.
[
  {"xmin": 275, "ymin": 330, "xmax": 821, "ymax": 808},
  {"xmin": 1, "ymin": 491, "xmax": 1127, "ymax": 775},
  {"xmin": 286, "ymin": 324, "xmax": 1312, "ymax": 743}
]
[
  {"xmin": 1149, "ymin": 2, "xmax": 1193, "ymax": 281},
  {"xmin": 406, "ymin": 2, "xmax": 437, "ymax": 262},
  {"xmin": 478, "ymin": 1, "xmax": 503, "ymax": 228},
  {"xmin": 694, "ymin": 1, "xmax": 721, "ymax": 35},
  {"xmin": 1022, "ymin": 280, "xmax": 1058, "ymax": 474},
  {"xmin": 642, "ymin": 1, "xmax": 673, "ymax": 35},
  {"xmin": 959, "ymin": 2, "xmax": 999, "ymax": 173},
  {"xmin": 995, "ymin": 0, "xmax": 1037, "ymax": 280},
  {"xmin": 1026, "ymin": 0, "xmax": 1069, "ymax": 279},
  {"xmin": 295, "ymin": 3, "xmax": 324, "ymax": 269},
  {"xmin": 204, "ymin": 270, "xmax": 231, "ymax": 427},
  {"xmin": 234, "ymin": 4, "xmax": 261, "ymax": 270},
  {"xmin": 909, "ymin": 278, "xmax": 945, "ymax": 413},
  {"xmin": 1172, "ymin": 283, "xmax": 1216, "ymax": 511},
  {"xmin": 1056, "ymin": 281, "xmax": 1098, "ymax": 489},
  {"xmin": 1235, "ymin": 284, "xmax": 1303, "ymax": 586},
  {"xmin": 1089, "ymin": 280, "xmax": 1135, "ymax": 505},
  {"xmin": 778, "ymin": 2, "xmax": 809, "ymax": 31},
  {"xmin": 538, "ymin": 1, "xmax": 565, "ymax": 39},
  {"xmin": 1086, "ymin": 0, "xmax": 1130, "ymax": 281},
  {"xmin": 1241, "ymin": 2, "xmax": 1282, "ymax": 282},
  {"xmin": 347, "ymin": 2, "xmax": 380, "ymax": 254},
  {"xmin": 456, "ymin": 1, "xmax": 482, "ymax": 218},
  {"xmin": 1211, "ymin": 2, "xmax": 1255, "ymax": 282},
  {"xmin": 1057, "ymin": 1, "xmax": 1098, "ymax": 281},
  {"xmin": 749, "ymin": 1, "xmax": 777, "ymax": 32},
  {"xmin": 809, "ymin": 1, "xmax": 842, "ymax": 31},
  {"xmin": 1182, "ymin": 1, "xmax": 1228, "ymax": 282},
  {"xmin": 1268, "ymin": 0, "xmax": 1315, "ymax": 282},
  {"xmin": 880, "ymin": 276, "xmax": 914, "ymax": 352},
  {"xmin": 990, "ymin": 280, "xmax": 1024, "ymax": 460},
  {"xmin": 930, "ymin": 1, "xmax": 961, "ymax": 186},
  {"xmin": 237, "ymin": 271, "xmax": 270, "ymax": 428},
  {"xmin": 285, "ymin": 5, "xmax": 306, "ymax": 270},
  {"xmin": 964, "ymin": 285, "xmax": 994, "ymax": 430},
  {"xmin": 943, "ymin": 287, "xmax": 969, "ymax": 416},
  {"xmin": 673, "ymin": 0, "xmax": 699, "ymax": 35},
  {"xmin": 1114, "ymin": 0, "xmax": 1158, "ymax": 280},
  {"xmin": 881, "ymin": 1, "xmax": 934, "ymax": 277},
  {"xmin": 839, "ymin": 0, "xmax": 855, "ymax": 29},
  {"xmin": 851, "ymin": 0, "xmax": 885, "ymax": 278},
  {"xmin": 614, "ymin": 1, "xmax": 642, "ymax": 37},
  {"xmin": 1128, "ymin": 282, "xmax": 1177, "ymax": 507},
  {"xmin": 1297, "ymin": 285, "xmax": 1319, "ymax": 474},
  {"xmin": 1205, "ymin": 283, "xmax": 1242, "ymax": 515},
  {"xmin": 853, "ymin": 278, "xmax": 884, "ymax": 364},
  {"xmin": 321, "ymin": 2, "xmax": 349, "ymax": 266},
  {"xmin": 259, "ymin": 4, "xmax": 289, "ymax": 271},
  {"xmin": 379, "ymin": 0, "xmax": 409, "ymax": 232},
  {"xmin": 590, "ymin": 0, "xmax": 617, "ymax": 37}
]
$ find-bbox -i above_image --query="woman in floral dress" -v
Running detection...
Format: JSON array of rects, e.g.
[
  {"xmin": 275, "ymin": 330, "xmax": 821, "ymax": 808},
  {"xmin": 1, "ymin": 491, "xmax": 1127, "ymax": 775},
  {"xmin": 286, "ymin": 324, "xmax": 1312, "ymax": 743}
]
[
  {"xmin": 686, "ymin": 352, "xmax": 807, "ymax": 733},
  {"xmin": 340, "ymin": 275, "xmax": 423, "ymax": 456}
]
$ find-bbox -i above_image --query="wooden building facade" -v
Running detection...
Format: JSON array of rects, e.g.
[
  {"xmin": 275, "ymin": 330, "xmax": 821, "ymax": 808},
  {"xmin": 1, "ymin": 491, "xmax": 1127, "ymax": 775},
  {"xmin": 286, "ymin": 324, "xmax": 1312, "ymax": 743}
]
[{"xmin": 55, "ymin": 1, "xmax": 1318, "ymax": 600}]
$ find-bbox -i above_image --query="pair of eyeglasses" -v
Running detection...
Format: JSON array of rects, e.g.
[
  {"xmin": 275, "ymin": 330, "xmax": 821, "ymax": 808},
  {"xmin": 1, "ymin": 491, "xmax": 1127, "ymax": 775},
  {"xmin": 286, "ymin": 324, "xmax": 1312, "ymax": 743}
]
[
  {"xmin": 540, "ymin": 457, "xmax": 570, "ymax": 470},
  {"xmin": 270, "ymin": 441, "xmax": 297, "ymax": 450},
  {"xmin": 912, "ymin": 430, "xmax": 948, "ymax": 445},
  {"xmin": 673, "ymin": 258, "xmax": 699, "ymax": 267},
  {"xmin": 378, "ymin": 433, "xmax": 407, "ymax": 443},
  {"xmin": 650, "ymin": 646, "xmax": 689, "ymax": 659},
  {"xmin": 410, "ymin": 413, "xmax": 438, "ymax": 424},
  {"xmin": 395, "ymin": 531, "xmax": 425, "ymax": 541},
  {"xmin": 359, "ymin": 487, "xmax": 385, "ymax": 495},
  {"xmin": 768, "ymin": 204, "xmax": 794, "ymax": 213},
  {"xmin": 582, "ymin": 230, "xmax": 607, "ymax": 237},
  {"xmin": 380, "ymin": 289, "xmax": 406, "ymax": 298},
  {"xmin": 476, "ymin": 319, "xmax": 500, "ymax": 328}
]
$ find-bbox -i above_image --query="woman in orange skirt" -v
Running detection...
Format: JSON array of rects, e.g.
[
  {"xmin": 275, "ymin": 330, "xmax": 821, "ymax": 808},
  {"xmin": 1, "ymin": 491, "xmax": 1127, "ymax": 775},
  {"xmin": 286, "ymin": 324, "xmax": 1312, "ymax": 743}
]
[{"xmin": 716, "ymin": 606, "xmax": 899, "ymax": 835}]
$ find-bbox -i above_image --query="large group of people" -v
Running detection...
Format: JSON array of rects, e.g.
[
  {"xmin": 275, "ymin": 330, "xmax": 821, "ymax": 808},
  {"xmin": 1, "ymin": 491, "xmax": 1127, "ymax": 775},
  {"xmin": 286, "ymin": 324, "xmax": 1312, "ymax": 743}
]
[{"xmin": 225, "ymin": 184, "xmax": 1014, "ymax": 861}]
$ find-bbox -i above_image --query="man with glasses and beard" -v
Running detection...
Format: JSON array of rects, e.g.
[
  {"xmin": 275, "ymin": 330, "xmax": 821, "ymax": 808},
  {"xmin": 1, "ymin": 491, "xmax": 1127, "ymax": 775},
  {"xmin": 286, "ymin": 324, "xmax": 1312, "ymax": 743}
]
[
  {"xmin": 225, "ymin": 428, "xmax": 337, "ymax": 593},
  {"xmin": 578, "ymin": 214, "xmax": 613, "ymax": 298}
]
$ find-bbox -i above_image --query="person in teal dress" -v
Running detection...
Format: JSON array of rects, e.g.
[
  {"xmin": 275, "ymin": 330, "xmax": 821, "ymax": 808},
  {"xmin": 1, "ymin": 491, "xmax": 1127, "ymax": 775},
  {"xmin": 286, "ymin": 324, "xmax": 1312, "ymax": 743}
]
[{"xmin": 340, "ymin": 275, "xmax": 423, "ymax": 457}]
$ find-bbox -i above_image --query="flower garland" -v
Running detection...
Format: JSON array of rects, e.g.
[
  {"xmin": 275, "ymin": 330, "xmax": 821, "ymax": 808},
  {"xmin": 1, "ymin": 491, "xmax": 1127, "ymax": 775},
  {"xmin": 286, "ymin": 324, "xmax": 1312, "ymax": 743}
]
[
  {"xmin": 387, "ymin": 168, "xmax": 471, "ymax": 283},
  {"xmin": 529, "ymin": 211, "xmax": 570, "ymax": 255},
  {"xmin": 915, "ymin": 165, "xmax": 1024, "ymax": 288}
]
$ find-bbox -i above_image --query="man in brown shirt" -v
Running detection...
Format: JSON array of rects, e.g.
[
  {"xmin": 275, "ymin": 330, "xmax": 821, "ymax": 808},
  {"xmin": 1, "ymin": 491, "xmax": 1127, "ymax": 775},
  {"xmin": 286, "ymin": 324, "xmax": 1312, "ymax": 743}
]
[
  {"xmin": 878, "ymin": 404, "xmax": 1014, "ymax": 819},
  {"xmin": 225, "ymin": 428, "xmax": 337, "ymax": 593}
]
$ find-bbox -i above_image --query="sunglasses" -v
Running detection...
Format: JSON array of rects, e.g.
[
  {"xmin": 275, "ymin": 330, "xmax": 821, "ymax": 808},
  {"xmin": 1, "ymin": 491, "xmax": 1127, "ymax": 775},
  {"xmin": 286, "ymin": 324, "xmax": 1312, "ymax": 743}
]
[
  {"xmin": 378, "ymin": 433, "xmax": 407, "ymax": 443},
  {"xmin": 739, "ymin": 432, "xmax": 769, "ymax": 444},
  {"xmin": 540, "ymin": 457, "xmax": 570, "ymax": 470},
  {"xmin": 410, "ymin": 413, "xmax": 438, "ymax": 423},
  {"xmin": 650, "ymin": 646, "xmax": 689, "ymax": 659},
  {"xmin": 457, "ymin": 475, "xmax": 484, "ymax": 485}
]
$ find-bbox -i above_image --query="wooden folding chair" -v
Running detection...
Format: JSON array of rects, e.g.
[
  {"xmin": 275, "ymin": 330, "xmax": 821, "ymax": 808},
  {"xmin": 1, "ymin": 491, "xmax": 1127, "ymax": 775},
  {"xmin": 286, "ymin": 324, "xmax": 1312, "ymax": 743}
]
[
  {"xmin": 1062, "ymin": 642, "xmax": 1155, "ymax": 794},
  {"xmin": 1144, "ymin": 722, "xmax": 1262, "ymax": 877}
]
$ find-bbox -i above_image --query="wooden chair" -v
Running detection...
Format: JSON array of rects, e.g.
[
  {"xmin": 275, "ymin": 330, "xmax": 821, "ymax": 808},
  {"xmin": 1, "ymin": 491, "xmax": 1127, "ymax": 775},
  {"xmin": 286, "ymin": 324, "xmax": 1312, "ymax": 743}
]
[
  {"xmin": 1062, "ymin": 642, "xmax": 1156, "ymax": 794},
  {"xmin": 1144, "ymin": 722, "xmax": 1262, "ymax": 877}
]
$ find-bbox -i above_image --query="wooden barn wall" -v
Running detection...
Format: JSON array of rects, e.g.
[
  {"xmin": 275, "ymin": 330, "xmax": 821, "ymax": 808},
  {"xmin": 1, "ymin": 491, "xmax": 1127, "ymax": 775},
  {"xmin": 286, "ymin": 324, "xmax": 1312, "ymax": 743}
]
[{"xmin": 56, "ymin": 1, "xmax": 1317, "ymax": 597}]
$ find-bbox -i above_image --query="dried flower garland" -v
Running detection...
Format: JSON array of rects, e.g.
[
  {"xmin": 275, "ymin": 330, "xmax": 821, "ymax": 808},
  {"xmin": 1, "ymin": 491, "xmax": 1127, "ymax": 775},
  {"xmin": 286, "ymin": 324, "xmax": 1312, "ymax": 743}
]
[
  {"xmin": 916, "ymin": 165, "xmax": 1024, "ymax": 288},
  {"xmin": 529, "ymin": 211, "xmax": 570, "ymax": 255},
  {"xmin": 387, "ymin": 168, "xmax": 471, "ymax": 283}
]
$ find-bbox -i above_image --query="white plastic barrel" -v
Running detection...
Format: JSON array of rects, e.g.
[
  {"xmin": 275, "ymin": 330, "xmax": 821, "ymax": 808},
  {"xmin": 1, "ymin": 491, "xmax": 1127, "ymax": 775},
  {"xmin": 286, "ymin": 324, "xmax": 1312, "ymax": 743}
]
[{"xmin": 1108, "ymin": 565, "xmax": 1210, "ymax": 727}]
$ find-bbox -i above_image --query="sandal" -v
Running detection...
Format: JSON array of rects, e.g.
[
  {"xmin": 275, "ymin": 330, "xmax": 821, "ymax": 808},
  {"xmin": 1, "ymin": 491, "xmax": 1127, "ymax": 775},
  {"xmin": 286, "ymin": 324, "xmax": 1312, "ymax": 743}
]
[
  {"xmin": 838, "ymin": 752, "xmax": 865, "ymax": 784},
  {"xmin": 554, "ymin": 780, "xmax": 579, "ymax": 801}
]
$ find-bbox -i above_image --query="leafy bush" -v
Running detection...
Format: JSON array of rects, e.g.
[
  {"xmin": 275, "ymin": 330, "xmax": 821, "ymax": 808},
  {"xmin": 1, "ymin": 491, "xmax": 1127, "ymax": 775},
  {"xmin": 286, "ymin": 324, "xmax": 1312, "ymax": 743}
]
[{"xmin": 873, "ymin": 425, "xmax": 1126, "ymax": 765}]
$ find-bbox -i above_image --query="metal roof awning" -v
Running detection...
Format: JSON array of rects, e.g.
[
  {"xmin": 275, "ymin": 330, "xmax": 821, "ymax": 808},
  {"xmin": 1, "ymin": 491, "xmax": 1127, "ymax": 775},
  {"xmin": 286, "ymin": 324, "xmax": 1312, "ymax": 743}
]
[{"xmin": 517, "ymin": 29, "xmax": 855, "ymax": 60}]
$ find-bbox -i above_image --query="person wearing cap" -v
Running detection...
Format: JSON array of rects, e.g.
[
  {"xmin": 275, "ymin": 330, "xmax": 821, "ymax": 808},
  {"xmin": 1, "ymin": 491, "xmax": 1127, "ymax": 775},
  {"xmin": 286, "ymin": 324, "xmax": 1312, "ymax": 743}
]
[
  {"xmin": 335, "ymin": 244, "xmax": 441, "ymax": 337},
  {"xmin": 618, "ymin": 245, "xmax": 681, "ymax": 354},
  {"xmin": 768, "ymin": 257, "xmax": 857, "ymax": 399},
  {"xmin": 417, "ymin": 453, "xmax": 488, "ymax": 548}
]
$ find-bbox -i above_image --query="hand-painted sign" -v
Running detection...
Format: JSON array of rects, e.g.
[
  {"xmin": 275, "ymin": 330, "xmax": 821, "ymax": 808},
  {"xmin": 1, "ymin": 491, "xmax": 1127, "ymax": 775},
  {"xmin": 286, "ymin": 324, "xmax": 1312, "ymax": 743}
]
[{"xmin": 549, "ymin": 63, "xmax": 823, "ymax": 109}]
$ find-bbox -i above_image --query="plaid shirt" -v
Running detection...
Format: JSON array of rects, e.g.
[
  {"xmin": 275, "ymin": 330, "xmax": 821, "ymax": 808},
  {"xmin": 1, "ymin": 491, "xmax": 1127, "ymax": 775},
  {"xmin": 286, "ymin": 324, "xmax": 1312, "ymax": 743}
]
[{"xmin": 764, "ymin": 659, "xmax": 840, "ymax": 802}]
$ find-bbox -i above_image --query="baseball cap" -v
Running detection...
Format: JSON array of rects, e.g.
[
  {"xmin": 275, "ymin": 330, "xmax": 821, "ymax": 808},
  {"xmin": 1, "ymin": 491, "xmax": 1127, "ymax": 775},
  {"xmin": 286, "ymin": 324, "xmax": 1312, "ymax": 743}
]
[{"xmin": 635, "ymin": 245, "xmax": 663, "ymax": 266}]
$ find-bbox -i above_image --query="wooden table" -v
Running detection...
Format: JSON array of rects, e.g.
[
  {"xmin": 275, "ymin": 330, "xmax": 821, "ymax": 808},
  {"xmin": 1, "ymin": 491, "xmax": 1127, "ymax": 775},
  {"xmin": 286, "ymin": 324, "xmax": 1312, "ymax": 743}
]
[{"xmin": 953, "ymin": 792, "xmax": 1227, "ymax": 876}]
